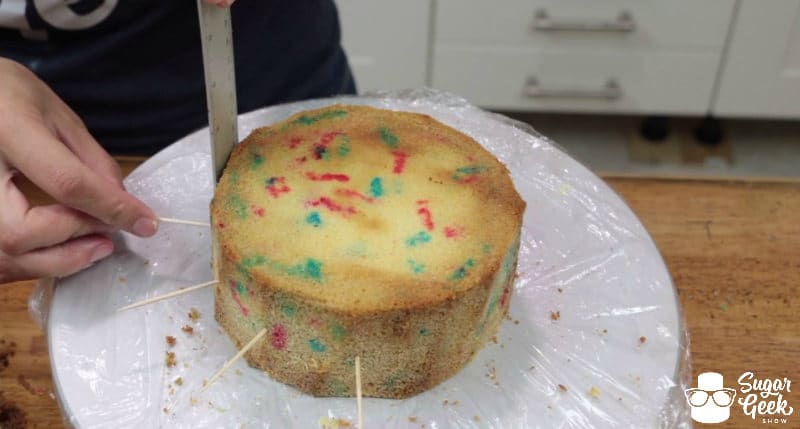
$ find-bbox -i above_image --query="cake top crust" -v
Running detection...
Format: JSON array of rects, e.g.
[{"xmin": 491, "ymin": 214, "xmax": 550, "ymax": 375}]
[{"xmin": 211, "ymin": 105, "xmax": 525, "ymax": 314}]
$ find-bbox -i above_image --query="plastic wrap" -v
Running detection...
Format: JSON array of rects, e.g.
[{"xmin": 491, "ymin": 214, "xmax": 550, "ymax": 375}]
[{"xmin": 32, "ymin": 89, "xmax": 692, "ymax": 428}]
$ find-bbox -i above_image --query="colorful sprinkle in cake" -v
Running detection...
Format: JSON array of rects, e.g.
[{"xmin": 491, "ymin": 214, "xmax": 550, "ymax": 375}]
[{"xmin": 211, "ymin": 105, "xmax": 525, "ymax": 399}]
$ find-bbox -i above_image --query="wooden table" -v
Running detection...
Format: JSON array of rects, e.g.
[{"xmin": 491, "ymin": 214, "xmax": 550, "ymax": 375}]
[{"xmin": 1, "ymin": 158, "xmax": 798, "ymax": 428}]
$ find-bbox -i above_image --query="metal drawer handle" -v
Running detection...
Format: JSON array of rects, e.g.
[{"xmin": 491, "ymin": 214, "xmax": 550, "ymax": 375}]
[
  {"xmin": 524, "ymin": 77, "xmax": 622, "ymax": 100},
  {"xmin": 533, "ymin": 9, "xmax": 635, "ymax": 33}
]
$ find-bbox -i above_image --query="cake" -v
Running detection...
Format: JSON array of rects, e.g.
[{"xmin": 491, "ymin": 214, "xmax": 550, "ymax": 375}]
[{"xmin": 210, "ymin": 104, "xmax": 525, "ymax": 399}]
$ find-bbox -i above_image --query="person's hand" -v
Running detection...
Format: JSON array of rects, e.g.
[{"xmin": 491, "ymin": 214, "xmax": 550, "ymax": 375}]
[
  {"xmin": 203, "ymin": 0, "xmax": 235, "ymax": 6},
  {"xmin": 0, "ymin": 58, "xmax": 158, "ymax": 283}
]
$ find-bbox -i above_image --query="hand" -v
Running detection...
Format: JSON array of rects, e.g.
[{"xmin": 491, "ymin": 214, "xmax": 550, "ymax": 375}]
[
  {"xmin": 203, "ymin": 0, "xmax": 236, "ymax": 6},
  {"xmin": 0, "ymin": 58, "xmax": 158, "ymax": 283}
]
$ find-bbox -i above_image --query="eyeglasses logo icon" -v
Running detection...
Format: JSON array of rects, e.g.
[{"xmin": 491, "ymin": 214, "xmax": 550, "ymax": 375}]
[{"xmin": 685, "ymin": 372, "xmax": 737, "ymax": 423}]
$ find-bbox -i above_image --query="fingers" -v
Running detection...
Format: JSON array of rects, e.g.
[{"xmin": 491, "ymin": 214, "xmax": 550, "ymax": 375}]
[
  {"xmin": 0, "ymin": 234, "xmax": 113, "ymax": 282},
  {"xmin": 2, "ymin": 121, "xmax": 158, "ymax": 237},
  {"xmin": 0, "ymin": 203, "xmax": 113, "ymax": 255},
  {"xmin": 50, "ymin": 106, "xmax": 123, "ymax": 187}
]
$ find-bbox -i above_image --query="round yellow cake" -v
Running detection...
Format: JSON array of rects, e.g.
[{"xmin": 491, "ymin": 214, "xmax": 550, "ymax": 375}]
[{"xmin": 211, "ymin": 104, "xmax": 525, "ymax": 399}]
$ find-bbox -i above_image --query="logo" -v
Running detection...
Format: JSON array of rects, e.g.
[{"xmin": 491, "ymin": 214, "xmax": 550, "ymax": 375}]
[
  {"xmin": 685, "ymin": 371, "xmax": 794, "ymax": 424},
  {"xmin": 685, "ymin": 372, "xmax": 737, "ymax": 423},
  {"xmin": 737, "ymin": 371, "xmax": 793, "ymax": 423}
]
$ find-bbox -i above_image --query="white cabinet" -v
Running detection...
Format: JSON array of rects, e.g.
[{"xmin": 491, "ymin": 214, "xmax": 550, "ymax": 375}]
[
  {"xmin": 431, "ymin": 0, "xmax": 736, "ymax": 114},
  {"xmin": 335, "ymin": 0, "xmax": 431, "ymax": 93},
  {"xmin": 336, "ymin": 0, "xmax": 800, "ymax": 119},
  {"xmin": 713, "ymin": 0, "xmax": 800, "ymax": 118}
]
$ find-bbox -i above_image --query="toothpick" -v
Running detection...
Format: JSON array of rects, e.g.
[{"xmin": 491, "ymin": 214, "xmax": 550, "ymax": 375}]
[
  {"xmin": 202, "ymin": 327, "xmax": 268, "ymax": 392},
  {"xmin": 117, "ymin": 280, "xmax": 218, "ymax": 312},
  {"xmin": 157, "ymin": 217, "xmax": 211, "ymax": 227},
  {"xmin": 356, "ymin": 355, "xmax": 363, "ymax": 429}
]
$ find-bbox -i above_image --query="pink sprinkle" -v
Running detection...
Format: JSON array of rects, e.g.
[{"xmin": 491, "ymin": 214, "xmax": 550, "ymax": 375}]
[
  {"xmin": 309, "ymin": 319, "xmax": 324, "ymax": 329},
  {"xmin": 289, "ymin": 136, "xmax": 303, "ymax": 149},
  {"xmin": 306, "ymin": 172, "xmax": 350, "ymax": 182},
  {"xmin": 309, "ymin": 197, "xmax": 357, "ymax": 215},
  {"xmin": 416, "ymin": 200, "xmax": 429, "ymax": 205},
  {"xmin": 295, "ymin": 156, "xmax": 308, "ymax": 164},
  {"xmin": 392, "ymin": 151, "xmax": 408, "ymax": 174},
  {"xmin": 271, "ymin": 324, "xmax": 288, "ymax": 350},
  {"xmin": 312, "ymin": 131, "xmax": 343, "ymax": 159},
  {"xmin": 444, "ymin": 226, "xmax": 463, "ymax": 238},
  {"xmin": 229, "ymin": 281, "xmax": 249, "ymax": 316},
  {"xmin": 335, "ymin": 188, "xmax": 375, "ymax": 203},
  {"xmin": 458, "ymin": 175, "xmax": 480, "ymax": 184},
  {"xmin": 251, "ymin": 205, "xmax": 265, "ymax": 217},
  {"xmin": 320, "ymin": 131, "xmax": 342, "ymax": 145},
  {"xmin": 266, "ymin": 177, "xmax": 291, "ymax": 198},
  {"xmin": 500, "ymin": 287, "xmax": 511, "ymax": 307},
  {"xmin": 217, "ymin": 222, "xmax": 225, "ymax": 229},
  {"xmin": 417, "ymin": 207, "xmax": 435, "ymax": 231}
]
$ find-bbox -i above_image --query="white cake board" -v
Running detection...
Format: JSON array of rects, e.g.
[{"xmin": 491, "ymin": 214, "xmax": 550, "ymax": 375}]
[{"xmin": 45, "ymin": 91, "xmax": 690, "ymax": 428}]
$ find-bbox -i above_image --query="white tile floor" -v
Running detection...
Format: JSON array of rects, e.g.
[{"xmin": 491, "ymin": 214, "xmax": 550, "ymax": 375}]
[{"xmin": 501, "ymin": 113, "xmax": 800, "ymax": 179}]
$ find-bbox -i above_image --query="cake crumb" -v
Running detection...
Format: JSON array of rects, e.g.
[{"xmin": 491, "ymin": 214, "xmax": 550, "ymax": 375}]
[
  {"xmin": 118, "ymin": 276, "xmax": 126, "ymax": 283},
  {"xmin": 490, "ymin": 335, "xmax": 498, "ymax": 344},
  {"xmin": 452, "ymin": 400, "xmax": 460, "ymax": 406},
  {"xmin": 190, "ymin": 397, "xmax": 199, "ymax": 406},
  {"xmin": 590, "ymin": 386, "xmax": 601, "ymax": 399},
  {"xmin": 163, "ymin": 407, "xmax": 168, "ymax": 414},
  {"xmin": 408, "ymin": 416, "xmax": 418, "ymax": 423},
  {"xmin": 235, "ymin": 369, "xmax": 243, "ymax": 376},
  {"xmin": 442, "ymin": 400, "xmax": 449, "ymax": 406},
  {"xmin": 557, "ymin": 288, "xmax": 563, "ymax": 293},
  {"xmin": 165, "ymin": 351, "xmax": 177, "ymax": 367},
  {"xmin": 166, "ymin": 336, "xmax": 176, "ymax": 347},
  {"xmin": 318, "ymin": 417, "xmax": 352, "ymax": 428},
  {"xmin": 639, "ymin": 336, "xmax": 647, "ymax": 344},
  {"xmin": 602, "ymin": 329, "xmax": 608, "ymax": 334},
  {"xmin": 486, "ymin": 366, "xmax": 497, "ymax": 381},
  {"xmin": 472, "ymin": 415, "xmax": 481, "ymax": 422},
  {"xmin": 181, "ymin": 325, "xmax": 194, "ymax": 334},
  {"xmin": 175, "ymin": 377, "xmax": 183, "ymax": 386},
  {"xmin": 550, "ymin": 311, "xmax": 561, "ymax": 321},
  {"xmin": 529, "ymin": 365, "xmax": 535, "ymax": 371},
  {"xmin": 188, "ymin": 308, "xmax": 201, "ymax": 322},
  {"xmin": 513, "ymin": 319, "xmax": 520, "ymax": 325},
  {"xmin": 558, "ymin": 384, "xmax": 568, "ymax": 392}
]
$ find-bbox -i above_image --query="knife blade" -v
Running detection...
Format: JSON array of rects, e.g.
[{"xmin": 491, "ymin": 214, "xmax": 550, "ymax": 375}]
[{"xmin": 196, "ymin": 0, "xmax": 238, "ymax": 182}]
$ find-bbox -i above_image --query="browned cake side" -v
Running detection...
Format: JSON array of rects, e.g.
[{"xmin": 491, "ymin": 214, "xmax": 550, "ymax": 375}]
[{"xmin": 211, "ymin": 104, "xmax": 525, "ymax": 398}]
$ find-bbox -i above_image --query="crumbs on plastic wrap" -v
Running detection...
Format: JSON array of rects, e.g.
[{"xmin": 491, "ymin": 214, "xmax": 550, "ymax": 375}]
[{"xmin": 31, "ymin": 88, "xmax": 692, "ymax": 429}]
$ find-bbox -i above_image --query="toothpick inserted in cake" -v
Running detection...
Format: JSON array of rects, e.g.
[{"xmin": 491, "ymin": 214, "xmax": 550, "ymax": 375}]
[
  {"xmin": 117, "ymin": 280, "xmax": 218, "ymax": 312},
  {"xmin": 157, "ymin": 217, "xmax": 211, "ymax": 227},
  {"xmin": 356, "ymin": 355, "xmax": 363, "ymax": 428},
  {"xmin": 202, "ymin": 327, "xmax": 268, "ymax": 392}
]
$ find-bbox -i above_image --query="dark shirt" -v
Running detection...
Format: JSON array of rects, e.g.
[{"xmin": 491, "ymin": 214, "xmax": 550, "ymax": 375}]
[{"xmin": 0, "ymin": 0, "xmax": 355, "ymax": 153}]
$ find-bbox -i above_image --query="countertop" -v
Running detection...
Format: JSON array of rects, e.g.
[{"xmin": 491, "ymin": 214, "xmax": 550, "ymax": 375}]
[{"xmin": 1, "ymin": 158, "xmax": 798, "ymax": 428}]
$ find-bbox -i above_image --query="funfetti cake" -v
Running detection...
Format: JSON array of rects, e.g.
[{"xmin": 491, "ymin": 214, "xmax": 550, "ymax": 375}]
[{"xmin": 210, "ymin": 104, "xmax": 525, "ymax": 399}]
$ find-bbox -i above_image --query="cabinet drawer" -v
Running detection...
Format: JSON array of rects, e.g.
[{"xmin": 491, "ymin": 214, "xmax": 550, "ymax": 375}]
[
  {"xmin": 431, "ymin": 47, "xmax": 720, "ymax": 114},
  {"xmin": 436, "ymin": 0, "xmax": 734, "ymax": 52}
]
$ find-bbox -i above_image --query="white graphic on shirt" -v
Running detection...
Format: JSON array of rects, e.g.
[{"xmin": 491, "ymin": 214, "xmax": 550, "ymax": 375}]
[
  {"xmin": 0, "ymin": 0, "xmax": 117, "ymax": 39},
  {"xmin": 0, "ymin": 0, "xmax": 32, "ymax": 30},
  {"xmin": 34, "ymin": 0, "xmax": 117, "ymax": 30}
]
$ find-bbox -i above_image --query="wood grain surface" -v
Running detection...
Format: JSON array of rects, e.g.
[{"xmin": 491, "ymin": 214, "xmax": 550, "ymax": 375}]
[{"xmin": 1, "ymin": 158, "xmax": 798, "ymax": 428}]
